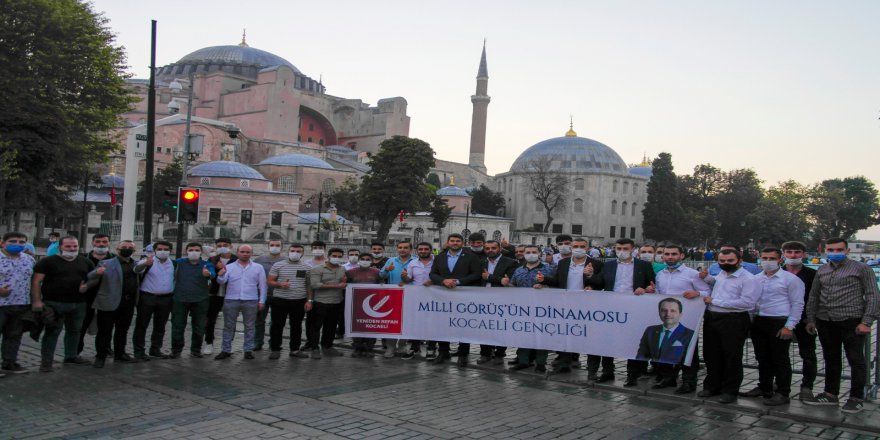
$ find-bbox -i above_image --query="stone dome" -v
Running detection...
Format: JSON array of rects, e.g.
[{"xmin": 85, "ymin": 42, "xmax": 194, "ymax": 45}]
[
  {"xmin": 437, "ymin": 186, "xmax": 471, "ymax": 197},
  {"xmin": 157, "ymin": 42, "xmax": 302, "ymax": 80},
  {"xmin": 101, "ymin": 174, "xmax": 125, "ymax": 189},
  {"xmin": 510, "ymin": 133, "xmax": 628, "ymax": 174},
  {"xmin": 189, "ymin": 161, "xmax": 267, "ymax": 180},
  {"xmin": 628, "ymin": 166, "xmax": 653, "ymax": 177},
  {"xmin": 257, "ymin": 154, "xmax": 334, "ymax": 170}
]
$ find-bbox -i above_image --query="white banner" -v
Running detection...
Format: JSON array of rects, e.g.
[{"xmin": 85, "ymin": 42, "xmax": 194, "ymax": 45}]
[{"xmin": 344, "ymin": 285, "xmax": 705, "ymax": 365}]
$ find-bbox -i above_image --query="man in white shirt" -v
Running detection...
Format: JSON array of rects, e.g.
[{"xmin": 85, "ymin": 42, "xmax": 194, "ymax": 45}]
[
  {"xmin": 132, "ymin": 240, "xmax": 176, "ymax": 360},
  {"xmin": 401, "ymin": 242, "xmax": 436, "ymax": 360},
  {"xmin": 699, "ymin": 249, "xmax": 761, "ymax": 404},
  {"xmin": 343, "ymin": 249, "xmax": 360, "ymax": 272},
  {"xmin": 214, "ymin": 245, "xmax": 267, "ymax": 360},
  {"xmin": 653, "ymin": 244, "xmax": 711, "ymax": 394},
  {"xmin": 742, "ymin": 247, "xmax": 804, "ymax": 406}
]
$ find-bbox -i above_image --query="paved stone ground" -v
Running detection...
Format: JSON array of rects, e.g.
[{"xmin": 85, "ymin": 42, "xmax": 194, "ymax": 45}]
[{"xmin": 3, "ymin": 317, "xmax": 880, "ymax": 440}]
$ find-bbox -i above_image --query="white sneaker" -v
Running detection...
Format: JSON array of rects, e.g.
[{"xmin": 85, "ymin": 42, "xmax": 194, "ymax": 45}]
[
  {"xmin": 384, "ymin": 346, "xmax": 396, "ymax": 358},
  {"xmin": 202, "ymin": 344, "xmax": 214, "ymax": 355}
]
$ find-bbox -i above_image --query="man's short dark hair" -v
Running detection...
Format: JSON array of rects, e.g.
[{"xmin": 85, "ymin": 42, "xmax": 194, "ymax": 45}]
[
  {"xmin": 719, "ymin": 249, "xmax": 741, "ymax": 259},
  {"xmin": 719, "ymin": 244, "xmax": 740, "ymax": 251},
  {"xmin": 572, "ymin": 237, "xmax": 589, "ymax": 245},
  {"xmin": 468, "ymin": 233, "xmax": 485, "ymax": 243},
  {"xmin": 416, "ymin": 242, "xmax": 433, "ymax": 250},
  {"xmin": 290, "ymin": 244, "xmax": 305, "ymax": 251},
  {"xmin": 555, "ymin": 234, "xmax": 573, "ymax": 244},
  {"xmin": 615, "ymin": 238, "xmax": 635, "ymax": 247},
  {"xmin": 781, "ymin": 241, "xmax": 807, "ymax": 252},
  {"xmin": 664, "ymin": 245, "xmax": 686, "ymax": 254},
  {"xmin": 347, "ymin": 248, "xmax": 360, "ymax": 254},
  {"xmin": 59, "ymin": 236, "xmax": 79, "ymax": 246},
  {"xmin": 524, "ymin": 245, "xmax": 541, "ymax": 252},
  {"xmin": 2, "ymin": 232, "xmax": 27, "ymax": 242},
  {"xmin": 659, "ymin": 297, "xmax": 683, "ymax": 313},
  {"xmin": 267, "ymin": 239, "xmax": 283, "ymax": 245},
  {"xmin": 447, "ymin": 233, "xmax": 464, "ymax": 241},
  {"xmin": 485, "ymin": 240, "xmax": 500, "ymax": 247},
  {"xmin": 215, "ymin": 238, "xmax": 232, "ymax": 245},
  {"xmin": 328, "ymin": 247, "xmax": 345, "ymax": 256},
  {"xmin": 760, "ymin": 247, "xmax": 782, "ymax": 258},
  {"xmin": 311, "ymin": 240, "xmax": 326, "ymax": 248},
  {"xmin": 92, "ymin": 233, "xmax": 109, "ymax": 241},
  {"xmin": 370, "ymin": 242, "xmax": 385, "ymax": 248},
  {"xmin": 48, "ymin": 232, "xmax": 61, "ymax": 238},
  {"xmin": 825, "ymin": 237, "xmax": 848, "ymax": 247},
  {"xmin": 396, "ymin": 242, "xmax": 412, "ymax": 249},
  {"xmin": 154, "ymin": 240, "xmax": 173, "ymax": 250},
  {"xmin": 185, "ymin": 242, "xmax": 202, "ymax": 250}
]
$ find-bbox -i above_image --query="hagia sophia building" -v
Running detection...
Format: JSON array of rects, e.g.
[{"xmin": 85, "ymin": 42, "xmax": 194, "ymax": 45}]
[{"xmin": 95, "ymin": 34, "xmax": 651, "ymax": 246}]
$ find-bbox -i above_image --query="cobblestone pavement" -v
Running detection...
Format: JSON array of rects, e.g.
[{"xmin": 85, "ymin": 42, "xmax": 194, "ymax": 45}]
[{"xmin": 3, "ymin": 319, "xmax": 880, "ymax": 439}]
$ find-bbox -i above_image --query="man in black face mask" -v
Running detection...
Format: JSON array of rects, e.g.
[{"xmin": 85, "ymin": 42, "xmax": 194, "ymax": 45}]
[{"xmin": 87, "ymin": 240, "xmax": 141, "ymax": 367}]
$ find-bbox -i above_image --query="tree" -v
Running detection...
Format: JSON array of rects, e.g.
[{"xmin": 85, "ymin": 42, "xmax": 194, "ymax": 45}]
[
  {"xmin": 516, "ymin": 156, "xmax": 568, "ymax": 232},
  {"xmin": 745, "ymin": 180, "xmax": 812, "ymax": 246},
  {"xmin": 469, "ymin": 184, "xmax": 506, "ymax": 216},
  {"xmin": 428, "ymin": 194, "xmax": 453, "ymax": 243},
  {"xmin": 0, "ymin": 0, "xmax": 135, "ymax": 221},
  {"xmin": 641, "ymin": 153, "xmax": 685, "ymax": 243},
  {"xmin": 327, "ymin": 177, "xmax": 369, "ymax": 226},
  {"xmin": 426, "ymin": 173, "xmax": 441, "ymax": 188},
  {"xmin": 716, "ymin": 169, "xmax": 763, "ymax": 245},
  {"xmin": 808, "ymin": 176, "xmax": 880, "ymax": 240},
  {"xmin": 360, "ymin": 136, "xmax": 435, "ymax": 241}
]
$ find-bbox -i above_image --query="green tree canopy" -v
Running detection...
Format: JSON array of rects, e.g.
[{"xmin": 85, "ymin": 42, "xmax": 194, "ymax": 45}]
[
  {"xmin": 641, "ymin": 153, "xmax": 684, "ymax": 243},
  {"xmin": 808, "ymin": 176, "xmax": 880, "ymax": 240},
  {"xmin": 0, "ymin": 0, "xmax": 135, "ymax": 219},
  {"xmin": 469, "ymin": 184, "xmax": 506, "ymax": 216}
]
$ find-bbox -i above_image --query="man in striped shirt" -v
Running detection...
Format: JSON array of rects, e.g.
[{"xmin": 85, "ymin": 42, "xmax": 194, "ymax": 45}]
[
  {"xmin": 267, "ymin": 244, "xmax": 311, "ymax": 360},
  {"xmin": 803, "ymin": 237, "xmax": 880, "ymax": 413}
]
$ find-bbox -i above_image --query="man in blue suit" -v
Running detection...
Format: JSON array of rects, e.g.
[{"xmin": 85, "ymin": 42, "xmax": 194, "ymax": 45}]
[
  {"xmin": 588, "ymin": 238, "xmax": 655, "ymax": 384},
  {"xmin": 636, "ymin": 298, "xmax": 696, "ymax": 377}
]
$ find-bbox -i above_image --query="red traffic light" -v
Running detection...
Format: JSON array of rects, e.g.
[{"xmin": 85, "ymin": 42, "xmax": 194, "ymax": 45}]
[{"xmin": 182, "ymin": 189, "xmax": 199, "ymax": 202}]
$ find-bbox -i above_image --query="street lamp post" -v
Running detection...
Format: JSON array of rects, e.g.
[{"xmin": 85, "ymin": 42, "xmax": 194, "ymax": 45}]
[
  {"xmin": 464, "ymin": 202, "xmax": 470, "ymax": 240},
  {"xmin": 304, "ymin": 192, "xmax": 323, "ymax": 241},
  {"xmin": 169, "ymin": 72, "xmax": 196, "ymax": 258}
]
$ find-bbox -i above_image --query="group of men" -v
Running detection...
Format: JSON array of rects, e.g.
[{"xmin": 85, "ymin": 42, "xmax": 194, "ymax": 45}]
[{"xmin": 0, "ymin": 231, "xmax": 877, "ymax": 414}]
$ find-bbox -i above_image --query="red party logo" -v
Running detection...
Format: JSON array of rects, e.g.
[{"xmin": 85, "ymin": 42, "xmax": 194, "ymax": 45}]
[{"xmin": 351, "ymin": 287, "xmax": 404, "ymax": 334}]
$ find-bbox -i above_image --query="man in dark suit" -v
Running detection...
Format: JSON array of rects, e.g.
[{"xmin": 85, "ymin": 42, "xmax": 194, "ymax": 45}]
[
  {"xmin": 636, "ymin": 298, "xmax": 696, "ymax": 375},
  {"xmin": 476, "ymin": 240, "xmax": 518, "ymax": 365},
  {"xmin": 551, "ymin": 237, "xmax": 604, "ymax": 373},
  {"xmin": 588, "ymin": 238, "xmax": 656, "ymax": 384},
  {"xmin": 429, "ymin": 233, "xmax": 482, "ymax": 366}
]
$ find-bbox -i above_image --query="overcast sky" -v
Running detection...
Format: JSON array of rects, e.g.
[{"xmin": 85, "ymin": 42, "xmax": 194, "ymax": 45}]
[{"xmin": 90, "ymin": 0, "xmax": 880, "ymax": 240}]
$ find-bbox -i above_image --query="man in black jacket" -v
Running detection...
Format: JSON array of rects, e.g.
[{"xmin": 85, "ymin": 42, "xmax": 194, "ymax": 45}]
[
  {"xmin": 477, "ymin": 240, "xmax": 518, "ymax": 365},
  {"xmin": 552, "ymin": 238, "xmax": 604, "ymax": 372},
  {"xmin": 588, "ymin": 238, "xmax": 656, "ymax": 384},
  {"xmin": 429, "ymin": 233, "xmax": 482, "ymax": 366}
]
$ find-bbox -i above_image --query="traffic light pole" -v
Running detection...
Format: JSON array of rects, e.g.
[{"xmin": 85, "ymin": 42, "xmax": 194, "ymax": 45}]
[{"xmin": 175, "ymin": 72, "xmax": 195, "ymax": 258}]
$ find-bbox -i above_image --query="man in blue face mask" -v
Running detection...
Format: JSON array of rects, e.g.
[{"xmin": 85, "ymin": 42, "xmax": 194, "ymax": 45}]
[
  {"xmin": 0, "ymin": 232, "xmax": 35, "ymax": 375},
  {"xmin": 802, "ymin": 237, "xmax": 880, "ymax": 414}
]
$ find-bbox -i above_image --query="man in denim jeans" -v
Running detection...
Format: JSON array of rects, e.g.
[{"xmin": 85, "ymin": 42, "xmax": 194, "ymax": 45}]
[
  {"xmin": 214, "ymin": 245, "xmax": 267, "ymax": 360},
  {"xmin": 31, "ymin": 236, "xmax": 96, "ymax": 372}
]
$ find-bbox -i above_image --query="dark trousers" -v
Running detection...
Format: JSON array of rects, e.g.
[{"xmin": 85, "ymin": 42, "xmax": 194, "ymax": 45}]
[
  {"xmin": 816, "ymin": 318, "xmax": 867, "ymax": 399},
  {"xmin": 480, "ymin": 345, "xmax": 506, "ymax": 358},
  {"xmin": 76, "ymin": 290, "xmax": 98, "ymax": 354},
  {"xmin": 95, "ymin": 295, "xmax": 136, "ymax": 359},
  {"xmin": 0, "ymin": 305, "xmax": 28, "ymax": 363},
  {"xmin": 647, "ymin": 341, "xmax": 700, "ymax": 386},
  {"xmin": 751, "ymin": 316, "xmax": 793, "ymax": 395},
  {"xmin": 702, "ymin": 311, "xmax": 751, "ymax": 395},
  {"xmin": 306, "ymin": 302, "xmax": 341, "ymax": 349},
  {"xmin": 438, "ymin": 341, "xmax": 470, "ymax": 356},
  {"xmin": 254, "ymin": 294, "xmax": 271, "ymax": 348},
  {"xmin": 793, "ymin": 321, "xmax": 818, "ymax": 389},
  {"xmin": 171, "ymin": 299, "xmax": 208, "ymax": 354},
  {"xmin": 132, "ymin": 293, "xmax": 173, "ymax": 355},
  {"xmin": 204, "ymin": 295, "xmax": 224, "ymax": 344},
  {"xmin": 269, "ymin": 297, "xmax": 306, "ymax": 352},
  {"xmin": 336, "ymin": 305, "xmax": 345, "ymax": 336},
  {"xmin": 586, "ymin": 355, "xmax": 615, "ymax": 374},
  {"xmin": 42, "ymin": 301, "xmax": 87, "ymax": 362}
]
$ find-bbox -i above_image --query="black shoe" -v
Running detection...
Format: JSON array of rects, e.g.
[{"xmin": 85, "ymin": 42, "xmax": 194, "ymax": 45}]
[
  {"xmin": 63, "ymin": 356, "xmax": 92, "ymax": 366},
  {"xmin": 93, "ymin": 358, "xmax": 105, "ymax": 368},
  {"xmin": 652, "ymin": 378, "xmax": 677, "ymax": 389},
  {"xmin": 535, "ymin": 364, "xmax": 547, "ymax": 373},
  {"xmin": 190, "ymin": 352, "xmax": 203, "ymax": 358},
  {"xmin": 114, "ymin": 353, "xmax": 136, "ymax": 363},
  {"xmin": 674, "ymin": 383, "xmax": 695, "ymax": 394},
  {"xmin": 269, "ymin": 351, "xmax": 281, "ymax": 360},
  {"xmin": 556, "ymin": 366, "xmax": 572, "ymax": 373},
  {"xmin": 148, "ymin": 349, "xmax": 170, "ymax": 359},
  {"xmin": 457, "ymin": 355, "xmax": 469, "ymax": 367},
  {"xmin": 432, "ymin": 352, "xmax": 450, "ymax": 365},
  {"xmin": 742, "ymin": 387, "xmax": 770, "ymax": 398},
  {"xmin": 507, "ymin": 359, "xmax": 519, "ymax": 365},
  {"xmin": 509, "ymin": 363, "xmax": 530, "ymax": 371},
  {"xmin": 214, "ymin": 352, "xmax": 232, "ymax": 360},
  {"xmin": 476, "ymin": 355, "xmax": 492, "ymax": 364},
  {"xmin": 253, "ymin": 345, "xmax": 263, "ymax": 352},
  {"xmin": 596, "ymin": 373, "xmax": 615, "ymax": 383},
  {"xmin": 624, "ymin": 376, "xmax": 639, "ymax": 387},
  {"xmin": 719, "ymin": 394, "xmax": 737, "ymax": 404},
  {"xmin": 244, "ymin": 352, "xmax": 255, "ymax": 360},
  {"xmin": 586, "ymin": 372, "xmax": 599, "ymax": 381},
  {"xmin": 169, "ymin": 351, "xmax": 182, "ymax": 359},
  {"xmin": 697, "ymin": 389, "xmax": 721, "ymax": 398},
  {"xmin": 763, "ymin": 393, "xmax": 790, "ymax": 406}
]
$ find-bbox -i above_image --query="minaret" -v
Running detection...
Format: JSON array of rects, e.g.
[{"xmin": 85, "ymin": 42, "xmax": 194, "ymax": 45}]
[{"xmin": 468, "ymin": 40, "xmax": 490, "ymax": 173}]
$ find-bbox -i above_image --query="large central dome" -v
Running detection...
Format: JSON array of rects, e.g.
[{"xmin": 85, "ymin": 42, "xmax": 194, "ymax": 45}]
[
  {"xmin": 510, "ymin": 132, "xmax": 628, "ymax": 173},
  {"xmin": 177, "ymin": 45, "xmax": 301, "ymax": 74}
]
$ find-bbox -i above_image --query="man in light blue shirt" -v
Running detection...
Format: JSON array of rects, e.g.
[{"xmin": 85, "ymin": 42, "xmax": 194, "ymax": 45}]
[
  {"xmin": 214, "ymin": 245, "xmax": 267, "ymax": 360},
  {"xmin": 379, "ymin": 242, "xmax": 415, "ymax": 357}
]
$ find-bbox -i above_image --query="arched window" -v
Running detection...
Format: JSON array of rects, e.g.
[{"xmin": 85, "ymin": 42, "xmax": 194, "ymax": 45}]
[
  {"xmin": 633, "ymin": 183, "xmax": 638, "ymax": 195},
  {"xmin": 575, "ymin": 178, "xmax": 585, "ymax": 190},
  {"xmin": 277, "ymin": 175, "xmax": 295, "ymax": 192},
  {"xmin": 493, "ymin": 230, "xmax": 502, "ymax": 241},
  {"xmin": 623, "ymin": 181, "xmax": 629, "ymax": 194},
  {"xmin": 478, "ymin": 230, "xmax": 487, "ymax": 239},
  {"xmin": 631, "ymin": 203, "xmax": 637, "ymax": 216},
  {"xmin": 613, "ymin": 180, "xmax": 619, "ymax": 192},
  {"xmin": 574, "ymin": 198, "xmax": 584, "ymax": 213},
  {"xmin": 621, "ymin": 201, "xmax": 628, "ymax": 217},
  {"xmin": 611, "ymin": 200, "xmax": 617, "ymax": 214},
  {"xmin": 322, "ymin": 178, "xmax": 336, "ymax": 193},
  {"xmin": 414, "ymin": 227, "xmax": 424, "ymax": 243}
]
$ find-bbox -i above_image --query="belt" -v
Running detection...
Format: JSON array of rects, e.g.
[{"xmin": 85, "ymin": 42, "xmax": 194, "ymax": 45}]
[
  {"xmin": 140, "ymin": 291, "xmax": 172, "ymax": 296},
  {"xmin": 705, "ymin": 310, "xmax": 749, "ymax": 317},
  {"xmin": 754, "ymin": 315, "xmax": 787, "ymax": 320}
]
